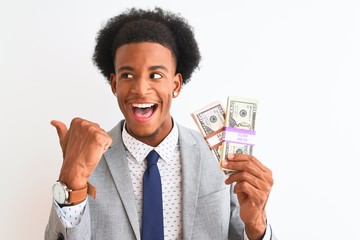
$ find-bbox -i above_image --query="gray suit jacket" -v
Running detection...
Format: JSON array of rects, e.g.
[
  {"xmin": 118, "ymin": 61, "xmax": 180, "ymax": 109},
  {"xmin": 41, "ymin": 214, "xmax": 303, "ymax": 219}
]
[{"xmin": 45, "ymin": 120, "xmax": 273, "ymax": 239}]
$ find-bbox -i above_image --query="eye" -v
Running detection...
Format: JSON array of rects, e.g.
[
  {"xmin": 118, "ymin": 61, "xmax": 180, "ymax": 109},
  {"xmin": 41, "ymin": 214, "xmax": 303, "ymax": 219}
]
[
  {"xmin": 150, "ymin": 73, "xmax": 162, "ymax": 79},
  {"xmin": 120, "ymin": 73, "xmax": 134, "ymax": 79}
]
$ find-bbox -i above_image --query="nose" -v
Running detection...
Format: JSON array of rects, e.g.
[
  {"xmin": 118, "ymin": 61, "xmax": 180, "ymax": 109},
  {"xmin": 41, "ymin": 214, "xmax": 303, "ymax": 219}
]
[{"xmin": 131, "ymin": 75, "xmax": 151, "ymax": 96}]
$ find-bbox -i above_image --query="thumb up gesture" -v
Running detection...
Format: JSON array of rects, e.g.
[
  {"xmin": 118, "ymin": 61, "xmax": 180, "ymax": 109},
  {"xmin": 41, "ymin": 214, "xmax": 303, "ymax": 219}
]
[{"xmin": 51, "ymin": 118, "xmax": 112, "ymax": 190}]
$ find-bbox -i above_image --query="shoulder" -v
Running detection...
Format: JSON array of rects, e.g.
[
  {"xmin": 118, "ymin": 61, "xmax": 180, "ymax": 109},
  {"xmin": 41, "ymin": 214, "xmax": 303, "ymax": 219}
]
[{"xmin": 107, "ymin": 120, "xmax": 125, "ymax": 138}]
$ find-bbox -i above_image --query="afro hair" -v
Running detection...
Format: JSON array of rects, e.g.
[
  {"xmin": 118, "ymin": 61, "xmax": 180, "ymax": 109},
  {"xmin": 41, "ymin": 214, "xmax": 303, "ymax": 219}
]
[{"xmin": 92, "ymin": 7, "xmax": 201, "ymax": 85}]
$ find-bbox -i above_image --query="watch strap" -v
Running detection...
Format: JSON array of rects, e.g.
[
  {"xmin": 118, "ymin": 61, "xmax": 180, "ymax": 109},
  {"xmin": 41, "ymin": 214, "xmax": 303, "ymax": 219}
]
[
  {"xmin": 87, "ymin": 182, "xmax": 96, "ymax": 199},
  {"xmin": 68, "ymin": 182, "xmax": 96, "ymax": 204}
]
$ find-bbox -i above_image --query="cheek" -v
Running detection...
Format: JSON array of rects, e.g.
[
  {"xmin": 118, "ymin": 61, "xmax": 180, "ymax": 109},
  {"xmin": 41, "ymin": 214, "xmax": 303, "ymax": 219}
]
[
  {"xmin": 155, "ymin": 83, "xmax": 172, "ymax": 97},
  {"xmin": 115, "ymin": 92, "xmax": 128, "ymax": 112},
  {"xmin": 116, "ymin": 83, "xmax": 131, "ymax": 98},
  {"xmin": 163, "ymin": 90, "xmax": 173, "ymax": 102},
  {"xmin": 157, "ymin": 90, "xmax": 173, "ymax": 110},
  {"xmin": 164, "ymin": 93, "xmax": 174, "ymax": 109}
]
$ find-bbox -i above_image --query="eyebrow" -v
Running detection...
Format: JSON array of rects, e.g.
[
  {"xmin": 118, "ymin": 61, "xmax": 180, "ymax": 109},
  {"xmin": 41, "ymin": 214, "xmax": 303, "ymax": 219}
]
[
  {"xmin": 116, "ymin": 66, "xmax": 133, "ymax": 73},
  {"xmin": 149, "ymin": 65, "xmax": 169, "ymax": 72},
  {"xmin": 116, "ymin": 65, "xmax": 169, "ymax": 73}
]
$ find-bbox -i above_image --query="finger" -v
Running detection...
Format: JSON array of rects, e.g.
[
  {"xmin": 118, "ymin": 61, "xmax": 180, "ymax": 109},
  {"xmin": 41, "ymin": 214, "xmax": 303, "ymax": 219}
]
[
  {"xmin": 96, "ymin": 133, "xmax": 113, "ymax": 153},
  {"xmin": 50, "ymin": 120, "xmax": 68, "ymax": 142},
  {"xmin": 226, "ymin": 154, "xmax": 271, "ymax": 173},
  {"xmin": 222, "ymin": 159, "xmax": 263, "ymax": 180},
  {"xmin": 226, "ymin": 168, "xmax": 274, "ymax": 190},
  {"xmin": 249, "ymin": 156, "xmax": 272, "ymax": 173},
  {"xmin": 233, "ymin": 173, "xmax": 273, "ymax": 197},
  {"xmin": 104, "ymin": 136, "xmax": 112, "ymax": 151},
  {"xmin": 224, "ymin": 162, "xmax": 274, "ymax": 191},
  {"xmin": 226, "ymin": 171, "xmax": 262, "ymax": 189},
  {"xmin": 234, "ymin": 181, "xmax": 269, "ymax": 207},
  {"xmin": 86, "ymin": 126, "xmax": 112, "ymax": 153}
]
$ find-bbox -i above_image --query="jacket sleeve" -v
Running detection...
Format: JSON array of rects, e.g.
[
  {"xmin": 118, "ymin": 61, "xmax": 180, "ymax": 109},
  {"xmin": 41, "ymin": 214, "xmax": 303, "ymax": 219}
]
[
  {"xmin": 44, "ymin": 202, "xmax": 91, "ymax": 240},
  {"xmin": 227, "ymin": 183, "xmax": 245, "ymax": 240}
]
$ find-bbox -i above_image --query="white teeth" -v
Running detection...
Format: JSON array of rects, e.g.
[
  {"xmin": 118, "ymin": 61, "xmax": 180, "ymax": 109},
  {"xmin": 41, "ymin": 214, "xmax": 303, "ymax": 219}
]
[{"xmin": 132, "ymin": 103, "xmax": 155, "ymax": 108}]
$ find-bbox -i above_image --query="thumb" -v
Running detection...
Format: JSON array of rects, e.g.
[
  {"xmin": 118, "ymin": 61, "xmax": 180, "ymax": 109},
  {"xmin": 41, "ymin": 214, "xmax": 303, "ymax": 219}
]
[{"xmin": 50, "ymin": 120, "xmax": 68, "ymax": 143}]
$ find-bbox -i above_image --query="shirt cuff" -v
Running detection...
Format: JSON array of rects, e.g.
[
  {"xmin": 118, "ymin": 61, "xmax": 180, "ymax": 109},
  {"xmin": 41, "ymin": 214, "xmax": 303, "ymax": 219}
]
[
  {"xmin": 244, "ymin": 221, "xmax": 272, "ymax": 240},
  {"xmin": 53, "ymin": 198, "xmax": 87, "ymax": 228}
]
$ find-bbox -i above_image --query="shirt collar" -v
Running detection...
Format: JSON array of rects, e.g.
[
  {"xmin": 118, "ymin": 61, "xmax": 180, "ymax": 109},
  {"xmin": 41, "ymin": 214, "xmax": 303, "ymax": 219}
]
[{"xmin": 122, "ymin": 121, "xmax": 179, "ymax": 164}]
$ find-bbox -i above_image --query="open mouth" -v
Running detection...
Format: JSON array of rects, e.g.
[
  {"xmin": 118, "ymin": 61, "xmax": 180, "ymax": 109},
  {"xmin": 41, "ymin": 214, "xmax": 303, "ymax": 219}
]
[{"xmin": 131, "ymin": 103, "xmax": 158, "ymax": 118}]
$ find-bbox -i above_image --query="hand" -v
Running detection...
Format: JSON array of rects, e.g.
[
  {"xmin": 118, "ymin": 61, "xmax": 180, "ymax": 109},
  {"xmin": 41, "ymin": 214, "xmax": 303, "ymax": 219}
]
[
  {"xmin": 51, "ymin": 118, "xmax": 112, "ymax": 190},
  {"xmin": 222, "ymin": 154, "xmax": 273, "ymax": 240}
]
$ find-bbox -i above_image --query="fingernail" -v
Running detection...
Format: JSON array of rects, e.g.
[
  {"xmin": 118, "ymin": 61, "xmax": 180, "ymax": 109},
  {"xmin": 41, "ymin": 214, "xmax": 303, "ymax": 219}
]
[
  {"xmin": 227, "ymin": 154, "xmax": 234, "ymax": 160},
  {"xmin": 222, "ymin": 160, "xmax": 228, "ymax": 166}
]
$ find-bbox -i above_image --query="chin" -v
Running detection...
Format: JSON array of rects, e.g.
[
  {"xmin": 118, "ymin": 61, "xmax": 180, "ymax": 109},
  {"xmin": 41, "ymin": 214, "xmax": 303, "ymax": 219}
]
[{"xmin": 127, "ymin": 121, "xmax": 158, "ymax": 136}]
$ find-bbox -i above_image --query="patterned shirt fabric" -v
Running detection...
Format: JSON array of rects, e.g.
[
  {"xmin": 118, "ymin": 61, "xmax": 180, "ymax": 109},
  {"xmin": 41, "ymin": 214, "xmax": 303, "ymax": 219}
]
[
  {"xmin": 122, "ymin": 122, "xmax": 183, "ymax": 240},
  {"xmin": 54, "ymin": 199, "xmax": 87, "ymax": 228}
]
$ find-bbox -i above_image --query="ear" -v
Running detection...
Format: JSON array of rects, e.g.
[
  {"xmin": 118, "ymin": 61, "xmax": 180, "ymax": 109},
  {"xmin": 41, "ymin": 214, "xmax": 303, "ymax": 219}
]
[
  {"xmin": 172, "ymin": 73, "xmax": 183, "ymax": 98},
  {"xmin": 110, "ymin": 73, "xmax": 117, "ymax": 95}
]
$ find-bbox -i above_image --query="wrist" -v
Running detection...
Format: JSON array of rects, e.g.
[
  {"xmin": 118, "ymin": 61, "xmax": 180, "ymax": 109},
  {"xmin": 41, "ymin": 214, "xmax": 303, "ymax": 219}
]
[
  {"xmin": 244, "ymin": 215, "xmax": 267, "ymax": 240},
  {"xmin": 59, "ymin": 172, "xmax": 88, "ymax": 191},
  {"xmin": 52, "ymin": 181, "xmax": 96, "ymax": 206}
]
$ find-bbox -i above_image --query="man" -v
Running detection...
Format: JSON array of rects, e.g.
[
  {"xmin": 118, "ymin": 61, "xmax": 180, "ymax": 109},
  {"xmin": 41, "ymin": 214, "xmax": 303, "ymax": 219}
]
[{"xmin": 45, "ymin": 7, "xmax": 276, "ymax": 240}]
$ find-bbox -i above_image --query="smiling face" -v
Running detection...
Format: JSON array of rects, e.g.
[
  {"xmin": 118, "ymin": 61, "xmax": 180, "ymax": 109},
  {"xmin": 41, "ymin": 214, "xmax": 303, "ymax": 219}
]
[{"xmin": 110, "ymin": 42, "xmax": 182, "ymax": 146}]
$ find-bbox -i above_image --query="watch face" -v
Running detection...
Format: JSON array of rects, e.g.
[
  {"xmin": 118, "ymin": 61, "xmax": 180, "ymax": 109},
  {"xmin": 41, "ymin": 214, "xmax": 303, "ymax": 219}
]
[{"xmin": 52, "ymin": 182, "xmax": 67, "ymax": 204}]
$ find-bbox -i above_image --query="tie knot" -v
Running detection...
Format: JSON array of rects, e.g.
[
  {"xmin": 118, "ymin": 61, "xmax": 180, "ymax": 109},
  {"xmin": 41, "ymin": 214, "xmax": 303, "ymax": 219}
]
[{"xmin": 146, "ymin": 150, "xmax": 159, "ymax": 166}]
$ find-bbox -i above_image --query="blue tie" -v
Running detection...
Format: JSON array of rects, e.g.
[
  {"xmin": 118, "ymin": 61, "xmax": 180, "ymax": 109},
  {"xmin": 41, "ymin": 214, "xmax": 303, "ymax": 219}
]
[{"xmin": 142, "ymin": 150, "xmax": 164, "ymax": 240}]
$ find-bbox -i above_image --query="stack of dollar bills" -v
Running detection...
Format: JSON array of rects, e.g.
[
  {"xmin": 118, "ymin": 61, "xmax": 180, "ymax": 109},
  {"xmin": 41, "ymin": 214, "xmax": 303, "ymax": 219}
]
[{"xmin": 191, "ymin": 96, "xmax": 258, "ymax": 174}]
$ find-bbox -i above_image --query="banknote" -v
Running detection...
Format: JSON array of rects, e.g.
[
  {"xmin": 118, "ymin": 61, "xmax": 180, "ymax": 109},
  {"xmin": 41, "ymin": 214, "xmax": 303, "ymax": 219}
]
[
  {"xmin": 191, "ymin": 101, "xmax": 225, "ymax": 162},
  {"xmin": 220, "ymin": 96, "xmax": 258, "ymax": 172}
]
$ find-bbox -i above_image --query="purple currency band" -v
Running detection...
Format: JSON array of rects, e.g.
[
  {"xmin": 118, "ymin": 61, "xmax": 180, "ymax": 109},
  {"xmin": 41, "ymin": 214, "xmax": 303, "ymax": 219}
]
[{"xmin": 223, "ymin": 127, "xmax": 256, "ymax": 146}]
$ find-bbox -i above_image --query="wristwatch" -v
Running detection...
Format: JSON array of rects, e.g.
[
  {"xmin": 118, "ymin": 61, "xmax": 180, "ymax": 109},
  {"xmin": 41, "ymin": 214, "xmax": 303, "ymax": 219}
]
[{"xmin": 52, "ymin": 181, "xmax": 96, "ymax": 205}]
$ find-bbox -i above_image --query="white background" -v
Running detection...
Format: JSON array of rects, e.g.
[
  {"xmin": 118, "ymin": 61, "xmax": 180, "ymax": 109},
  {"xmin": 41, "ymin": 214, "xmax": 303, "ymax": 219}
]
[{"xmin": 1, "ymin": 0, "xmax": 359, "ymax": 239}]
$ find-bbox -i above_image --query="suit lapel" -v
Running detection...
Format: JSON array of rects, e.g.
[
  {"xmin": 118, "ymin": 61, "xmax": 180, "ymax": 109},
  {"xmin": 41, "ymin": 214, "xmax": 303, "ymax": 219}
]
[
  {"xmin": 104, "ymin": 121, "xmax": 141, "ymax": 240},
  {"xmin": 178, "ymin": 124, "xmax": 202, "ymax": 240}
]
